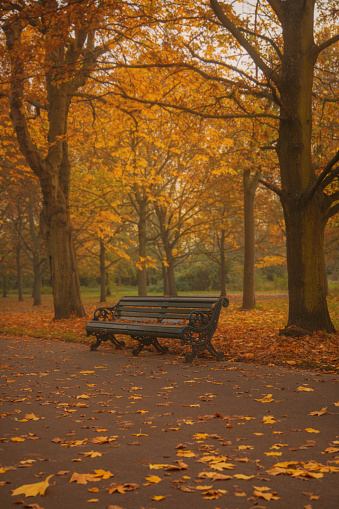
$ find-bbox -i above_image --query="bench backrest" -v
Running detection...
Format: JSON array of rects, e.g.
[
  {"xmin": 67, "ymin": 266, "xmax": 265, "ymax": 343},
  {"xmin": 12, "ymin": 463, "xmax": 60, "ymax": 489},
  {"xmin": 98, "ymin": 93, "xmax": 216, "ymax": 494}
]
[{"xmin": 114, "ymin": 296, "xmax": 228, "ymax": 322}]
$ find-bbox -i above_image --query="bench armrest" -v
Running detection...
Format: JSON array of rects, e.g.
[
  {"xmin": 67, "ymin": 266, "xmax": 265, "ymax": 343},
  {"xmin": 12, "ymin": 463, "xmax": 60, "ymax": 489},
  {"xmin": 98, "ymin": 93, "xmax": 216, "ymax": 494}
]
[{"xmin": 93, "ymin": 305, "xmax": 117, "ymax": 321}]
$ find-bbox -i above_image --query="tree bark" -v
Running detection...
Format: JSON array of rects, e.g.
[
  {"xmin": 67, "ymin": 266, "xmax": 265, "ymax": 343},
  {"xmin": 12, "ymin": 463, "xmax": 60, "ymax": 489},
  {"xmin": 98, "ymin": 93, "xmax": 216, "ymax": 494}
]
[
  {"xmin": 16, "ymin": 242, "xmax": 24, "ymax": 302},
  {"xmin": 137, "ymin": 200, "xmax": 148, "ymax": 296},
  {"xmin": 219, "ymin": 229, "xmax": 227, "ymax": 297},
  {"xmin": 156, "ymin": 206, "xmax": 178, "ymax": 296},
  {"xmin": 280, "ymin": 193, "xmax": 334, "ymax": 332},
  {"xmin": 99, "ymin": 239, "xmax": 106, "ymax": 303},
  {"xmin": 32, "ymin": 253, "xmax": 42, "ymax": 306},
  {"xmin": 276, "ymin": 2, "xmax": 335, "ymax": 333},
  {"xmin": 4, "ymin": 18, "xmax": 88, "ymax": 318},
  {"xmin": 242, "ymin": 169, "xmax": 260, "ymax": 309}
]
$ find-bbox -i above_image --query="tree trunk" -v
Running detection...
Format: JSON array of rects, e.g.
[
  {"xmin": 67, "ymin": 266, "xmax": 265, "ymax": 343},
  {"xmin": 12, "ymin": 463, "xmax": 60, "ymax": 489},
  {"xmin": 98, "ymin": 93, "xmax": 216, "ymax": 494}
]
[
  {"xmin": 5, "ymin": 18, "xmax": 88, "ymax": 319},
  {"xmin": 276, "ymin": 3, "xmax": 335, "ymax": 333},
  {"xmin": 16, "ymin": 242, "xmax": 24, "ymax": 302},
  {"xmin": 167, "ymin": 255, "xmax": 178, "ymax": 296},
  {"xmin": 242, "ymin": 169, "xmax": 259, "ymax": 310},
  {"xmin": 137, "ymin": 201, "xmax": 148, "ymax": 296},
  {"xmin": 162, "ymin": 263, "xmax": 169, "ymax": 295},
  {"xmin": 220, "ymin": 229, "xmax": 227, "ymax": 297},
  {"xmin": 32, "ymin": 253, "xmax": 42, "ymax": 306},
  {"xmin": 156, "ymin": 206, "xmax": 178, "ymax": 296},
  {"xmin": 99, "ymin": 239, "xmax": 106, "ymax": 303},
  {"xmin": 2, "ymin": 268, "xmax": 8, "ymax": 298},
  {"xmin": 280, "ymin": 194, "xmax": 334, "ymax": 332},
  {"xmin": 41, "ymin": 197, "xmax": 85, "ymax": 319}
]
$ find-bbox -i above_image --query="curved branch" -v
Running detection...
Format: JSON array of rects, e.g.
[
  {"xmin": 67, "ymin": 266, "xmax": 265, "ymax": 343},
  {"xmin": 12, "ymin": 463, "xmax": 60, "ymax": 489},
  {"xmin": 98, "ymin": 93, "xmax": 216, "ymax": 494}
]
[
  {"xmin": 317, "ymin": 34, "xmax": 339, "ymax": 54},
  {"xmin": 328, "ymin": 201, "xmax": 339, "ymax": 219},
  {"xmin": 307, "ymin": 149, "xmax": 339, "ymax": 201},
  {"xmin": 209, "ymin": 0, "xmax": 275, "ymax": 82},
  {"xmin": 111, "ymin": 86, "xmax": 279, "ymax": 120},
  {"xmin": 259, "ymin": 178, "xmax": 283, "ymax": 197}
]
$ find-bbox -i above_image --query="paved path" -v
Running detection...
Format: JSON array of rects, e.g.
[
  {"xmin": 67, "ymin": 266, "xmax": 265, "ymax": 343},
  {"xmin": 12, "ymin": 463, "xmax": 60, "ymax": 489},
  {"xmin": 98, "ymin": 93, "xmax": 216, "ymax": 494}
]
[{"xmin": 0, "ymin": 336, "xmax": 338, "ymax": 509}]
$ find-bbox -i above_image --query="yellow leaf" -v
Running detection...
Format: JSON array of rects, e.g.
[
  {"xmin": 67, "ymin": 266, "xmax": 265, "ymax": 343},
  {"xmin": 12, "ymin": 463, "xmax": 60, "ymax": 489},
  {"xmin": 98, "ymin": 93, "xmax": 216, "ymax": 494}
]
[
  {"xmin": 93, "ymin": 469, "xmax": 114, "ymax": 479},
  {"xmin": 262, "ymin": 416, "xmax": 276, "ymax": 424},
  {"xmin": 145, "ymin": 475, "xmax": 162, "ymax": 484},
  {"xmin": 69, "ymin": 473, "xmax": 101, "ymax": 484},
  {"xmin": 309, "ymin": 407, "xmax": 327, "ymax": 416},
  {"xmin": 193, "ymin": 433, "xmax": 210, "ymax": 440},
  {"xmin": 305, "ymin": 428, "xmax": 320, "ymax": 433},
  {"xmin": 254, "ymin": 394, "xmax": 274, "ymax": 403},
  {"xmin": 234, "ymin": 474, "xmax": 255, "ymax": 480},
  {"xmin": 77, "ymin": 394, "xmax": 90, "ymax": 399},
  {"xmin": 151, "ymin": 495, "xmax": 165, "ymax": 501},
  {"xmin": 82, "ymin": 451, "xmax": 102, "ymax": 458},
  {"xmin": 11, "ymin": 475, "xmax": 53, "ymax": 498},
  {"xmin": 11, "ymin": 437, "xmax": 25, "ymax": 442},
  {"xmin": 177, "ymin": 450, "xmax": 196, "ymax": 457},
  {"xmin": 149, "ymin": 464, "xmax": 170, "ymax": 470},
  {"xmin": 297, "ymin": 387, "xmax": 314, "ymax": 392},
  {"xmin": 24, "ymin": 413, "xmax": 40, "ymax": 420},
  {"xmin": 265, "ymin": 452, "xmax": 282, "ymax": 456},
  {"xmin": 198, "ymin": 472, "xmax": 233, "ymax": 480}
]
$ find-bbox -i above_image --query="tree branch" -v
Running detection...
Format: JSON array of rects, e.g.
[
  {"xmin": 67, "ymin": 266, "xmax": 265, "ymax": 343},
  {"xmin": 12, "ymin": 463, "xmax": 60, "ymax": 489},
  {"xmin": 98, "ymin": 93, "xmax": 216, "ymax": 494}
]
[
  {"xmin": 306, "ymin": 149, "xmax": 339, "ymax": 201},
  {"xmin": 209, "ymin": 0, "xmax": 276, "ymax": 82},
  {"xmin": 259, "ymin": 178, "xmax": 283, "ymax": 197},
  {"xmin": 111, "ymin": 86, "xmax": 279, "ymax": 121}
]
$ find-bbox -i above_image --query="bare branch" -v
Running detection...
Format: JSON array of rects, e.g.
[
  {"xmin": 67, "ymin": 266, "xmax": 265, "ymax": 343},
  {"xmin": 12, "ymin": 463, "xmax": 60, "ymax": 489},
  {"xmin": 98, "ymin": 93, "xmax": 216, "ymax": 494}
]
[
  {"xmin": 307, "ymin": 149, "xmax": 339, "ymax": 201},
  {"xmin": 209, "ymin": 0, "xmax": 276, "ymax": 82},
  {"xmin": 259, "ymin": 178, "xmax": 283, "ymax": 197}
]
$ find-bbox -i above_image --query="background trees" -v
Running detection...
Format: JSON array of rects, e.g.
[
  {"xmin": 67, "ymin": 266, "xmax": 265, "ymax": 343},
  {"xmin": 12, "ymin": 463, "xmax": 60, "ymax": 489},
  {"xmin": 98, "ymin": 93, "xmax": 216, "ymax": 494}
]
[{"xmin": 1, "ymin": 1, "xmax": 338, "ymax": 334}]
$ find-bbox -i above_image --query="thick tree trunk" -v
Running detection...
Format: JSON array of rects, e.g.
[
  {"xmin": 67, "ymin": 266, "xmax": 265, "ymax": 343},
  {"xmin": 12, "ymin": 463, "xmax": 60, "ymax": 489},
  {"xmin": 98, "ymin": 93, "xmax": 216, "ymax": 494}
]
[
  {"xmin": 137, "ymin": 201, "xmax": 148, "ymax": 296},
  {"xmin": 5, "ymin": 18, "xmax": 87, "ymax": 319},
  {"xmin": 41, "ymin": 198, "xmax": 85, "ymax": 319},
  {"xmin": 276, "ymin": 2, "xmax": 335, "ymax": 333},
  {"xmin": 281, "ymin": 194, "xmax": 335, "ymax": 333},
  {"xmin": 99, "ymin": 239, "xmax": 106, "ymax": 303},
  {"xmin": 242, "ymin": 169, "xmax": 259, "ymax": 310}
]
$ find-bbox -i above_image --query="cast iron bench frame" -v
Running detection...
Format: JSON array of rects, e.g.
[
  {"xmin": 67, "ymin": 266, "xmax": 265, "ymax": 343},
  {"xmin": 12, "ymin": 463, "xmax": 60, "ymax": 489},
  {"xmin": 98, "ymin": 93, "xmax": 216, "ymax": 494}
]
[{"xmin": 85, "ymin": 295, "xmax": 229, "ymax": 363}]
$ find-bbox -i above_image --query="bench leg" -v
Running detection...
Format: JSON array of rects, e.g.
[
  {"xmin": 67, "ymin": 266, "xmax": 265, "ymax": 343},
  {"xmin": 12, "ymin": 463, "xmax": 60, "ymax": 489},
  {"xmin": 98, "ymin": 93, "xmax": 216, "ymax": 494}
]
[
  {"xmin": 185, "ymin": 343, "xmax": 224, "ymax": 363},
  {"xmin": 131, "ymin": 336, "xmax": 169, "ymax": 357},
  {"xmin": 89, "ymin": 332, "xmax": 125, "ymax": 351}
]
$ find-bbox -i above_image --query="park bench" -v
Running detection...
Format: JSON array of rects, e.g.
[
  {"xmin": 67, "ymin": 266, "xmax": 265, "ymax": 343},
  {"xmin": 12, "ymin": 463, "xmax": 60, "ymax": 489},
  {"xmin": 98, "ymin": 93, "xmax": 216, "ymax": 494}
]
[{"xmin": 85, "ymin": 295, "xmax": 229, "ymax": 363}]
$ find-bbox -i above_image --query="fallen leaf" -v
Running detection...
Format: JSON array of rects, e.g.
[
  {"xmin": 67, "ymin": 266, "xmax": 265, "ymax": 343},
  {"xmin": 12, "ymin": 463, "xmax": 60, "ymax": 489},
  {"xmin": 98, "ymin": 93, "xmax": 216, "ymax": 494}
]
[
  {"xmin": 198, "ymin": 472, "xmax": 232, "ymax": 481},
  {"xmin": 81, "ymin": 451, "xmax": 102, "ymax": 458},
  {"xmin": 11, "ymin": 475, "xmax": 53, "ymax": 498},
  {"xmin": 106, "ymin": 483, "xmax": 139, "ymax": 494},
  {"xmin": 145, "ymin": 475, "xmax": 162, "ymax": 484},
  {"xmin": 24, "ymin": 413, "xmax": 40, "ymax": 421},
  {"xmin": 305, "ymin": 428, "xmax": 320, "ymax": 433},
  {"xmin": 69, "ymin": 473, "xmax": 101, "ymax": 485},
  {"xmin": 254, "ymin": 394, "xmax": 274, "ymax": 403},
  {"xmin": 93, "ymin": 469, "xmax": 114, "ymax": 479},
  {"xmin": 297, "ymin": 387, "xmax": 314, "ymax": 392},
  {"xmin": 309, "ymin": 407, "xmax": 327, "ymax": 416},
  {"xmin": 151, "ymin": 495, "xmax": 166, "ymax": 501},
  {"xmin": 233, "ymin": 474, "xmax": 255, "ymax": 480}
]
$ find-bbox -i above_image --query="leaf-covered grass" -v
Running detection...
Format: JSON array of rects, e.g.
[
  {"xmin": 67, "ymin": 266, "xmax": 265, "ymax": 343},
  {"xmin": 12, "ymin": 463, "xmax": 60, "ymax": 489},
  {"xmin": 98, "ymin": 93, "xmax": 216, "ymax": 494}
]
[{"xmin": 0, "ymin": 294, "xmax": 338, "ymax": 372}]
